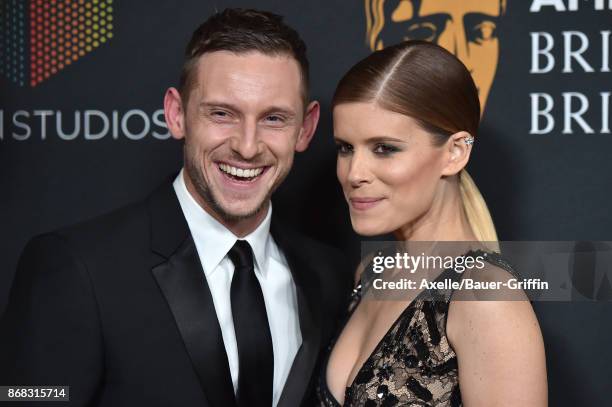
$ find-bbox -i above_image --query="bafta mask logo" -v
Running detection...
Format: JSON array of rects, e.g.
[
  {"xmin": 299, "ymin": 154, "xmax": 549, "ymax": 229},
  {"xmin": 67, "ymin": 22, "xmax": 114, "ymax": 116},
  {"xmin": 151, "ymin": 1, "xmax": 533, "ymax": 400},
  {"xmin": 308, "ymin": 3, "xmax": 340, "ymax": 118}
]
[{"xmin": 365, "ymin": 0, "xmax": 506, "ymax": 112}]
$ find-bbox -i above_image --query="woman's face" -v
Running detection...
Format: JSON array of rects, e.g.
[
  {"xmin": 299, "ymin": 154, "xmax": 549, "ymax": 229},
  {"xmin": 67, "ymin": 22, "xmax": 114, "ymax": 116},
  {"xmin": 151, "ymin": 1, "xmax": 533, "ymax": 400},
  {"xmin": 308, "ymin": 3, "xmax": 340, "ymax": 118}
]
[{"xmin": 334, "ymin": 102, "xmax": 448, "ymax": 236}]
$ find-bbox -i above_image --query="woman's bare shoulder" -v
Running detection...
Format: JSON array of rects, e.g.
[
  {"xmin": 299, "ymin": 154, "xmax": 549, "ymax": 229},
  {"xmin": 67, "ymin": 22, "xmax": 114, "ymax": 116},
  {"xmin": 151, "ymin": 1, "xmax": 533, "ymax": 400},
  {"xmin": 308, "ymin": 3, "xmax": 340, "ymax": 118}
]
[{"xmin": 446, "ymin": 258, "xmax": 548, "ymax": 406}]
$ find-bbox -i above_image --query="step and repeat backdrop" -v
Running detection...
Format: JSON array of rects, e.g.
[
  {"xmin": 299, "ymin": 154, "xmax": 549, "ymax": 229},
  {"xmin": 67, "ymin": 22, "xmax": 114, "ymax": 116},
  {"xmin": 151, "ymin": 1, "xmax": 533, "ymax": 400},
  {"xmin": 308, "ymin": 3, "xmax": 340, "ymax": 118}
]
[{"xmin": 1, "ymin": 0, "xmax": 611, "ymax": 404}]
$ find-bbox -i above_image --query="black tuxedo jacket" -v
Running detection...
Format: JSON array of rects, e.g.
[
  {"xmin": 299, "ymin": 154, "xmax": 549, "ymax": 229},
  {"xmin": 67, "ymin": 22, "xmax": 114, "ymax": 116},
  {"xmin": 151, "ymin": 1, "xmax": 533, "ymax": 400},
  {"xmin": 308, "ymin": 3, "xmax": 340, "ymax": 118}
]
[{"xmin": 0, "ymin": 181, "xmax": 352, "ymax": 407}]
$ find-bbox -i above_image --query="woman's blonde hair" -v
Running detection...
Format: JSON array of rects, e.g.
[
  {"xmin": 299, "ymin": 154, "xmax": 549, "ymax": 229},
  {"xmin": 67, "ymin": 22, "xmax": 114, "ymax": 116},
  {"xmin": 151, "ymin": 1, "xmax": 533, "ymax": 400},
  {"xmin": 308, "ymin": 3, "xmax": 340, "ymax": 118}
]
[
  {"xmin": 459, "ymin": 170, "xmax": 499, "ymax": 251},
  {"xmin": 333, "ymin": 41, "xmax": 499, "ymax": 250}
]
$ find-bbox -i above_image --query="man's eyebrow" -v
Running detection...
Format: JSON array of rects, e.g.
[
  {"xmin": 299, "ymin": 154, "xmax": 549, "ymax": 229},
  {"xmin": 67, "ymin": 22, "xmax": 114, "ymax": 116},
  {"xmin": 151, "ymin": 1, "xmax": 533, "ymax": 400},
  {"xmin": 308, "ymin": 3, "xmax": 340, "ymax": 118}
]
[
  {"xmin": 262, "ymin": 106, "xmax": 297, "ymax": 118},
  {"xmin": 198, "ymin": 101, "xmax": 238, "ymax": 111},
  {"xmin": 197, "ymin": 102, "xmax": 297, "ymax": 118}
]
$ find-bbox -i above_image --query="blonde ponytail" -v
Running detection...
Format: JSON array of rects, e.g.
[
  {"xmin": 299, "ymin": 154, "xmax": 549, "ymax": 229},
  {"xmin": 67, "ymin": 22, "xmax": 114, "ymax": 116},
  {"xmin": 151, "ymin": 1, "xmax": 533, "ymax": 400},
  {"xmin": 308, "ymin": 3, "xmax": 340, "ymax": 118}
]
[{"xmin": 459, "ymin": 170, "xmax": 500, "ymax": 252}]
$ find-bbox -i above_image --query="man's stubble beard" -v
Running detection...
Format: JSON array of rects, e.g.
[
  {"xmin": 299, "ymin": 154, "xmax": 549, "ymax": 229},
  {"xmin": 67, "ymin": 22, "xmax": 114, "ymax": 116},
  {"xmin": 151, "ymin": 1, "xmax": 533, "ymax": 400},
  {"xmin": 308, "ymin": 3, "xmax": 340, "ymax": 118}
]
[{"xmin": 183, "ymin": 140, "xmax": 271, "ymax": 223}]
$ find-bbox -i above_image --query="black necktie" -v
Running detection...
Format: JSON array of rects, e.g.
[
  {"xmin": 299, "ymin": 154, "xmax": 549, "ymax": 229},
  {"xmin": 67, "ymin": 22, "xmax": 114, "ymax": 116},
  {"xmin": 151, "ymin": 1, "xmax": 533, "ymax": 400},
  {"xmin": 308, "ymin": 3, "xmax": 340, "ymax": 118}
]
[{"xmin": 228, "ymin": 240, "xmax": 274, "ymax": 407}]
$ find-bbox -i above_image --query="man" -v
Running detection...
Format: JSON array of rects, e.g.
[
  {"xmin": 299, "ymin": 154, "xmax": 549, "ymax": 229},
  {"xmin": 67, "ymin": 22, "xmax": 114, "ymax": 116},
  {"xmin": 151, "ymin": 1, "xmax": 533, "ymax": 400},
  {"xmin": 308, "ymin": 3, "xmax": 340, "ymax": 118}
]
[
  {"xmin": 364, "ymin": 0, "xmax": 506, "ymax": 112},
  {"xmin": 0, "ymin": 9, "xmax": 351, "ymax": 407}
]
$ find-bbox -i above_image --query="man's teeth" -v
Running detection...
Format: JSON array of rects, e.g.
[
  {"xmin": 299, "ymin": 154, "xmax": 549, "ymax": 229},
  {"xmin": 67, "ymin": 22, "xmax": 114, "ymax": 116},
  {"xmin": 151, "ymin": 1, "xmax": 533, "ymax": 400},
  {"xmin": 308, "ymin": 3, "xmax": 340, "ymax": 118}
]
[{"xmin": 218, "ymin": 163, "xmax": 264, "ymax": 178}]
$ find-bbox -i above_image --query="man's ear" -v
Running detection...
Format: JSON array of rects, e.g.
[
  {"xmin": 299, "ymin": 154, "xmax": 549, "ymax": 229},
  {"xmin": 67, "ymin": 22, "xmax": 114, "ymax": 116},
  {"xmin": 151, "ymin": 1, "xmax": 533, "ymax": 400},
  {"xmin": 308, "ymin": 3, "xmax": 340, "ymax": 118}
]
[
  {"xmin": 441, "ymin": 131, "xmax": 473, "ymax": 176},
  {"xmin": 164, "ymin": 87, "xmax": 186, "ymax": 140},
  {"xmin": 295, "ymin": 101, "xmax": 320, "ymax": 152}
]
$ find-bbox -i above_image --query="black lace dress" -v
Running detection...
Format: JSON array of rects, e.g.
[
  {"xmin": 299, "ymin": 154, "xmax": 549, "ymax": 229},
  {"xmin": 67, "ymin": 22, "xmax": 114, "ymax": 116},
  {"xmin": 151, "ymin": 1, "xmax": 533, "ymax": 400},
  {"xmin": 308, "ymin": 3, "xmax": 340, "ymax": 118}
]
[{"xmin": 316, "ymin": 250, "xmax": 519, "ymax": 407}]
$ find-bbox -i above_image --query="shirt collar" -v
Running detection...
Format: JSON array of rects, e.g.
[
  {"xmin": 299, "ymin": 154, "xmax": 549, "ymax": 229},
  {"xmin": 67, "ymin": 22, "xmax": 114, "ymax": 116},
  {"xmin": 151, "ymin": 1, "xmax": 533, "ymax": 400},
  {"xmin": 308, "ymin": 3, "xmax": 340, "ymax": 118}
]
[{"xmin": 173, "ymin": 169, "xmax": 272, "ymax": 277}]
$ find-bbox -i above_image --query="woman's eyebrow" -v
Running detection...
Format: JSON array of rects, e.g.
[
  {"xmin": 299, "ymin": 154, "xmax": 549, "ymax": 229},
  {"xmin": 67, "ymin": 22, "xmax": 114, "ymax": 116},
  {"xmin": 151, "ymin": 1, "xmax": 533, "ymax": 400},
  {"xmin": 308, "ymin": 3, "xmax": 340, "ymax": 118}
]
[{"xmin": 333, "ymin": 135, "xmax": 408, "ymax": 144}]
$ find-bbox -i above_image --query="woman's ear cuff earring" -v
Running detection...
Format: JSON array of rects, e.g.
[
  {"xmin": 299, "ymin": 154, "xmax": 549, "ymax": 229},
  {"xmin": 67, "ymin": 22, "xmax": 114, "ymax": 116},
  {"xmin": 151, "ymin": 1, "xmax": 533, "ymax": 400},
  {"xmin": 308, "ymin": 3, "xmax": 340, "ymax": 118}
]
[{"xmin": 464, "ymin": 135, "xmax": 474, "ymax": 145}]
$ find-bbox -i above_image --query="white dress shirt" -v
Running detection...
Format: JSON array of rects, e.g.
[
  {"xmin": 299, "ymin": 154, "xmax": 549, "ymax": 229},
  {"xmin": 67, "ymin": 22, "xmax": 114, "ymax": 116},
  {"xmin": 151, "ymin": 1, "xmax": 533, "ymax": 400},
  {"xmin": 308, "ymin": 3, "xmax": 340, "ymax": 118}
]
[{"xmin": 173, "ymin": 169, "xmax": 302, "ymax": 406}]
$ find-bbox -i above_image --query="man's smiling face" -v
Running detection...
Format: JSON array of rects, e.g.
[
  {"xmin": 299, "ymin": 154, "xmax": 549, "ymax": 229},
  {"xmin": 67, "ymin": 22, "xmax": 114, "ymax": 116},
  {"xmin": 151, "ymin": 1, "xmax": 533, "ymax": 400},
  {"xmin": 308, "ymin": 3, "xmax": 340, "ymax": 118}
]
[{"xmin": 168, "ymin": 51, "xmax": 315, "ymax": 226}]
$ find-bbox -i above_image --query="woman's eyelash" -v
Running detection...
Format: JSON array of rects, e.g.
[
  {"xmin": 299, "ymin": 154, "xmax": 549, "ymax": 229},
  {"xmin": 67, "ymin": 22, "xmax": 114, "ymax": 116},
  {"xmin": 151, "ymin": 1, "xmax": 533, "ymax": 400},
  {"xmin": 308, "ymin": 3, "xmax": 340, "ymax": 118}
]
[
  {"xmin": 335, "ymin": 142, "xmax": 352, "ymax": 154},
  {"xmin": 373, "ymin": 143, "xmax": 400, "ymax": 154},
  {"xmin": 335, "ymin": 142, "xmax": 401, "ymax": 155}
]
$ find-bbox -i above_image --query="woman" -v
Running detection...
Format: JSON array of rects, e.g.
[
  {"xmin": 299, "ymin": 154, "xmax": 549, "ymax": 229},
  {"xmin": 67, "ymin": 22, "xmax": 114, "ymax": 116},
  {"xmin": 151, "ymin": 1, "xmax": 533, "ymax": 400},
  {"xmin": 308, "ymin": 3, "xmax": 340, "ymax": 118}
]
[{"xmin": 317, "ymin": 41, "xmax": 547, "ymax": 406}]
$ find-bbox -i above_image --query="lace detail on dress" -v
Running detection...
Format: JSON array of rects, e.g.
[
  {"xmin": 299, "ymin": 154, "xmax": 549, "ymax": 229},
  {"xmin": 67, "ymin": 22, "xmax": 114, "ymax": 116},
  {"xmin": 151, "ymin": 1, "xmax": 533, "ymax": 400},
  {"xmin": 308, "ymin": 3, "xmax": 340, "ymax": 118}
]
[{"xmin": 317, "ymin": 250, "xmax": 519, "ymax": 407}]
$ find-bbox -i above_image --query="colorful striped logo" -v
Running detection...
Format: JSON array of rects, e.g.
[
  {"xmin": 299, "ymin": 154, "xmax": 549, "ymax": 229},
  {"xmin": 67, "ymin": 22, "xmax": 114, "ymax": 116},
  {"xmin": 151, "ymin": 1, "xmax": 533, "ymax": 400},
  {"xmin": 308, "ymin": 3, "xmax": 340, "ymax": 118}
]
[{"xmin": 1, "ymin": 0, "xmax": 114, "ymax": 87}]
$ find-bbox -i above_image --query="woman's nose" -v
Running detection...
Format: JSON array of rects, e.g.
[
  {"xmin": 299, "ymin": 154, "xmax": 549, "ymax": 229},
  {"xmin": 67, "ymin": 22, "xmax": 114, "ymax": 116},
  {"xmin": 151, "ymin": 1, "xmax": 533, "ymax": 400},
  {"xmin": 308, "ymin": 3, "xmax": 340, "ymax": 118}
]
[{"xmin": 346, "ymin": 150, "xmax": 373, "ymax": 187}]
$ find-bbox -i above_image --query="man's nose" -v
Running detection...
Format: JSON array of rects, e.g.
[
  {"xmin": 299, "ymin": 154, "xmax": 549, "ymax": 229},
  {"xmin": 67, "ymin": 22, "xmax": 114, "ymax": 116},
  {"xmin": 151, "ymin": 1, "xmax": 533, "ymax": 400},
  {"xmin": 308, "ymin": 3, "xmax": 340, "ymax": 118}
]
[
  {"xmin": 230, "ymin": 120, "xmax": 261, "ymax": 160},
  {"xmin": 437, "ymin": 21, "xmax": 470, "ymax": 68},
  {"xmin": 347, "ymin": 150, "xmax": 373, "ymax": 187}
]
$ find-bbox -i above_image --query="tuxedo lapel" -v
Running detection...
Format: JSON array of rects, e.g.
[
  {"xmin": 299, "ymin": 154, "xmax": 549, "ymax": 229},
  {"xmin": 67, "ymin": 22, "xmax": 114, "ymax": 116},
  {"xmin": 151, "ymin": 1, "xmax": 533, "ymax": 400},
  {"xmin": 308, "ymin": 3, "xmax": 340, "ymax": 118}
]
[
  {"xmin": 148, "ymin": 182, "xmax": 236, "ymax": 407},
  {"xmin": 271, "ymin": 219, "xmax": 323, "ymax": 407}
]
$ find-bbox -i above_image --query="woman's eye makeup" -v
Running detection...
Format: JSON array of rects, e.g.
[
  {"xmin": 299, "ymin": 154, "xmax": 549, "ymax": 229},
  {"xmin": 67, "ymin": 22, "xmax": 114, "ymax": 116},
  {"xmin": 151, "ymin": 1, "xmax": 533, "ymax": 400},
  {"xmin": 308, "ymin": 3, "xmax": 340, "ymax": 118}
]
[
  {"xmin": 372, "ymin": 143, "xmax": 401, "ymax": 155},
  {"xmin": 335, "ymin": 140, "xmax": 402, "ymax": 156},
  {"xmin": 335, "ymin": 141, "xmax": 353, "ymax": 155}
]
